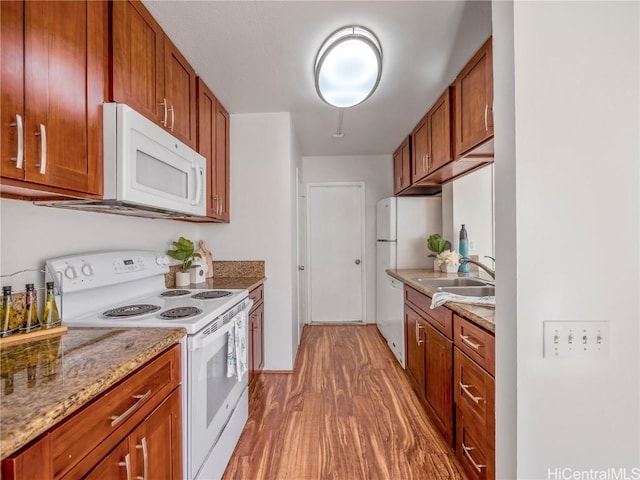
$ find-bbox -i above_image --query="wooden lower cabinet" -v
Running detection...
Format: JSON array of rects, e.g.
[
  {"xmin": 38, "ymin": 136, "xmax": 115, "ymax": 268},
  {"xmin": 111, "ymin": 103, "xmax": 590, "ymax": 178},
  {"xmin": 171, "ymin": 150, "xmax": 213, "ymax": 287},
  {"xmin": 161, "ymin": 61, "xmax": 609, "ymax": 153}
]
[
  {"xmin": 1, "ymin": 345, "xmax": 182, "ymax": 480},
  {"xmin": 248, "ymin": 284, "xmax": 265, "ymax": 385},
  {"xmin": 456, "ymin": 410, "xmax": 494, "ymax": 480},
  {"xmin": 405, "ymin": 305, "xmax": 426, "ymax": 395}
]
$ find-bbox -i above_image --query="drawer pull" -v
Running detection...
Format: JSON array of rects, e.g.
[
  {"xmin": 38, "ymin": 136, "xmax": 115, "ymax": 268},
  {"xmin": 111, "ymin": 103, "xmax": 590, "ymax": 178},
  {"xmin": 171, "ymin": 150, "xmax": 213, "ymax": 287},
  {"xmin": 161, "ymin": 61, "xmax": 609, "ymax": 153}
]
[
  {"xmin": 109, "ymin": 390, "xmax": 151, "ymax": 427},
  {"xmin": 462, "ymin": 442, "xmax": 486, "ymax": 472},
  {"xmin": 460, "ymin": 382, "xmax": 483, "ymax": 404},
  {"xmin": 416, "ymin": 321, "xmax": 424, "ymax": 345},
  {"xmin": 118, "ymin": 453, "xmax": 132, "ymax": 480},
  {"xmin": 460, "ymin": 334, "xmax": 482, "ymax": 351}
]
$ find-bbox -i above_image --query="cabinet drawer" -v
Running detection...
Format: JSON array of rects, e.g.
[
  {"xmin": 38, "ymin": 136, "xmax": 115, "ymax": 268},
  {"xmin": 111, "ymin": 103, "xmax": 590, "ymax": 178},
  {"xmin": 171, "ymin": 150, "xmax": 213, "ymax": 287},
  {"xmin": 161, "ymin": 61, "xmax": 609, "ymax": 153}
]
[
  {"xmin": 51, "ymin": 344, "xmax": 181, "ymax": 479},
  {"xmin": 249, "ymin": 284, "xmax": 264, "ymax": 311},
  {"xmin": 454, "ymin": 348, "xmax": 494, "ymax": 442},
  {"xmin": 456, "ymin": 411, "xmax": 494, "ymax": 480},
  {"xmin": 404, "ymin": 286, "xmax": 452, "ymax": 339},
  {"xmin": 453, "ymin": 314, "xmax": 495, "ymax": 375}
]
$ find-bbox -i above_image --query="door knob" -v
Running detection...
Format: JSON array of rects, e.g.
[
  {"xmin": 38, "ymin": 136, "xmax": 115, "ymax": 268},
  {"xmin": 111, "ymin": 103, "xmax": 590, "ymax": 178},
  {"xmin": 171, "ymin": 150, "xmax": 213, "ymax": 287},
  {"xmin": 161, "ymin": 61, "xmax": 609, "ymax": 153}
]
[
  {"xmin": 298, "ymin": 265, "xmax": 305, "ymax": 271},
  {"xmin": 355, "ymin": 259, "xmax": 361, "ymax": 265}
]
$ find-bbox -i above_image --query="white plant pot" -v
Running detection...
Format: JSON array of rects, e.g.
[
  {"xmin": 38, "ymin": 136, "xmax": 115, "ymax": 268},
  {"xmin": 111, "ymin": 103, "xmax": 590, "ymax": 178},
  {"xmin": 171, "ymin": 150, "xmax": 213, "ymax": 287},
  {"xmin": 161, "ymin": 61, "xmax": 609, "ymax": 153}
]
[
  {"xmin": 175, "ymin": 271, "xmax": 191, "ymax": 287},
  {"xmin": 441, "ymin": 263, "xmax": 459, "ymax": 273}
]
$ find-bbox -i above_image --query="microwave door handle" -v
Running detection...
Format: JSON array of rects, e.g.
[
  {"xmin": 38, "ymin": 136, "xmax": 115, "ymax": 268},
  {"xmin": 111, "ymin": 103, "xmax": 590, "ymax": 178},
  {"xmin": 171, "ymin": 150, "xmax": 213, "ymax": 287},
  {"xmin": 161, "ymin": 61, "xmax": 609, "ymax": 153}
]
[{"xmin": 192, "ymin": 164, "xmax": 203, "ymax": 206}]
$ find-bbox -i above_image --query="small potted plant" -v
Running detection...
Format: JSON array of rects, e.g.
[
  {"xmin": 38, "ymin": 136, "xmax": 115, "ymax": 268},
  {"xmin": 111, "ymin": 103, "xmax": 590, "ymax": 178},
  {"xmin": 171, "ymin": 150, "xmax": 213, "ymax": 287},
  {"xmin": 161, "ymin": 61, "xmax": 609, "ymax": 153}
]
[
  {"xmin": 167, "ymin": 236, "xmax": 201, "ymax": 287},
  {"xmin": 427, "ymin": 234, "xmax": 452, "ymax": 271},
  {"xmin": 437, "ymin": 249, "xmax": 461, "ymax": 273}
]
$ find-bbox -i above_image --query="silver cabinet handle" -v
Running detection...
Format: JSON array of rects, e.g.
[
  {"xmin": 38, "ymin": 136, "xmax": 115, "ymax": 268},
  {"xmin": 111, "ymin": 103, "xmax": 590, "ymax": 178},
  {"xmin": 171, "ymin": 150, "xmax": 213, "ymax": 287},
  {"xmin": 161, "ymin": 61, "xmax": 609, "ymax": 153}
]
[
  {"xmin": 160, "ymin": 99, "xmax": 168, "ymax": 127},
  {"xmin": 168, "ymin": 104, "xmax": 175, "ymax": 132},
  {"xmin": 135, "ymin": 437, "xmax": 148, "ymax": 480},
  {"xmin": 219, "ymin": 196, "xmax": 223, "ymax": 216},
  {"xmin": 109, "ymin": 390, "xmax": 151, "ymax": 427},
  {"xmin": 422, "ymin": 154, "xmax": 426, "ymax": 172},
  {"xmin": 416, "ymin": 322, "xmax": 424, "ymax": 345},
  {"xmin": 462, "ymin": 443, "xmax": 486, "ymax": 472},
  {"xmin": 484, "ymin": 104, "xmax": 489, "ymax": 132},
  {"xmin": 34, "ymin": 124, "xmax": 46, "ymax": 174},
  {"xmin": 460, "ymin": 334, "xmax": 482, "ymax": 351},
  {"xmin": 118, "ymin": 453, "xmax": 132, "ymax": 480},
  {"xmin": 459, "ymin": 382, "xmax": 483, "ymax": 404},
  {"xmin": 10, "ymin": 114, "xmax": 24, "ymax": 169}
]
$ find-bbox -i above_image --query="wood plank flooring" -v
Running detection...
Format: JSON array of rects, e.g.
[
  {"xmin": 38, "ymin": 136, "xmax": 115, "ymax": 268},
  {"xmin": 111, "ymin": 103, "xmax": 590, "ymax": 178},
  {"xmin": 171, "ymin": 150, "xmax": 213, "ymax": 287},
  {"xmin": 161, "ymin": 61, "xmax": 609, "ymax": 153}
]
[{"xmin": 223, "ymin": 324, "xmax": 466, "ymax": 480}]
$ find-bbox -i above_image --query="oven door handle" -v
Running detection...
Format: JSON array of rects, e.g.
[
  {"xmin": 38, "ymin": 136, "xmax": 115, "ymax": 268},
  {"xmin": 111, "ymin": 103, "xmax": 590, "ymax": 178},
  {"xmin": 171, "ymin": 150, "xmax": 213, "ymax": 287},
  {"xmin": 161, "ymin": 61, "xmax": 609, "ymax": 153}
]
[{"xmin": 189, "ymin": 320, "xmax": 235, "ymax": 352}]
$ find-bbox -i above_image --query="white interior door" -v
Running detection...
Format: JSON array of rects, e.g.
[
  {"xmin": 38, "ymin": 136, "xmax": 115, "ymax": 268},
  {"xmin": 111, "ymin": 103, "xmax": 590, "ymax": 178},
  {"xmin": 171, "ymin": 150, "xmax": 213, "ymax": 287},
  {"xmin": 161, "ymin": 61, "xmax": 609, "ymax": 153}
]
[
  {"xmin": 307, "ymin": 183, "xmax": 364, "ymax": 323},
  {"xmin": 296, "ymin": 169, "xmax": 307, "ymax": 341}
]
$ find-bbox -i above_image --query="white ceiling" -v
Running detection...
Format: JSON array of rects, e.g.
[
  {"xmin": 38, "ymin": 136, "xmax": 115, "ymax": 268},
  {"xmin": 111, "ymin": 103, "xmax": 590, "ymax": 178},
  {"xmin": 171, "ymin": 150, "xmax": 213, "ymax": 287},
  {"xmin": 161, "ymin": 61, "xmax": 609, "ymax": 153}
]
[{"xmin": 143, "ymin": 1, "xmax": 492, "ymax": 157}]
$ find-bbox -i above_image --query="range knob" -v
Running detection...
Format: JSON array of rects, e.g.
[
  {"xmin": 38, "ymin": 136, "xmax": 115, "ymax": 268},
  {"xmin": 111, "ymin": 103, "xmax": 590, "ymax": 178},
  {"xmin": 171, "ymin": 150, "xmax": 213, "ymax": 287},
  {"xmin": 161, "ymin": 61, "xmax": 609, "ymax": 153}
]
[
  {"xmin": 156, "ymin": 255, "xmax": 171, "ymax": 266},
  {"xmin": 81, "ymin": 263, "xmax": 94, "ymax": 276},
  {"xmin": 64, "ymin": 266, "xmax": 78, "ymax": 280}
]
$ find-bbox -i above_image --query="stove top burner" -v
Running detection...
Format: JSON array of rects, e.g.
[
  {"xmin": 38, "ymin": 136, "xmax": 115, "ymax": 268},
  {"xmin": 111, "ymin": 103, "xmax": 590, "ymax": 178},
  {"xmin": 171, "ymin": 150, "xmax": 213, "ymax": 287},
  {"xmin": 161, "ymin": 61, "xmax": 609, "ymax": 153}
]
[
  {"xmin": 159, "ymin": 306, "xmax": 203, "ymax": 319},
  {"xmin": 160, "ymin": 289, "xmax": 191, "ymax": 297},
  {"xmin": 191, "ymin": 290, "xmax": 233, "ymax": 300},
  {"xmin": 104, "ymin": 304, "xmax": 161, "ymax": 318}
]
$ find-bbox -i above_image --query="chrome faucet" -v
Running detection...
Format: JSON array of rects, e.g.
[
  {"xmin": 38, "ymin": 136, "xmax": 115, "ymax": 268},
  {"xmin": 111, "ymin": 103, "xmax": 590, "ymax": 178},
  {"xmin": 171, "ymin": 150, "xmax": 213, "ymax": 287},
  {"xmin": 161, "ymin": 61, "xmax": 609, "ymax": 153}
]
[{"xmin": 460, "ymin": 256, "xmax": 495, "ymax": 280}]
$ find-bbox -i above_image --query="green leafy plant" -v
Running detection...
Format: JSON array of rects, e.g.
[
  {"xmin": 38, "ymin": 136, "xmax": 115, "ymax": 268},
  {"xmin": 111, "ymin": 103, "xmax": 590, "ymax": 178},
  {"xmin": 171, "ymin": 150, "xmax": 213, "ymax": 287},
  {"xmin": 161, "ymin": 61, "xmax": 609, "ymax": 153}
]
[
  {"xmin": 167, "ymin": 237, "xmax": 201, "ymax": 272},
  {"xmin": 427, "ymin": 234, "xmax": 452, "ymax": 258}
]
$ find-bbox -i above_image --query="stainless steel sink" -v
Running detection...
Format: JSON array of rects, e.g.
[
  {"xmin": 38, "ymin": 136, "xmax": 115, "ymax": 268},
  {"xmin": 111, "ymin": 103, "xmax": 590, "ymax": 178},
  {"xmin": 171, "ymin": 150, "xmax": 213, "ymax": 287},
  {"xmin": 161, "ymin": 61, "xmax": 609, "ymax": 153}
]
[
  {"xmin": 436, "ymin": 285, "xmax": 495, "ymax": 297},
  {"xmin": 416, "ymin": 277, "xmax": 488, "ymax": 287}
]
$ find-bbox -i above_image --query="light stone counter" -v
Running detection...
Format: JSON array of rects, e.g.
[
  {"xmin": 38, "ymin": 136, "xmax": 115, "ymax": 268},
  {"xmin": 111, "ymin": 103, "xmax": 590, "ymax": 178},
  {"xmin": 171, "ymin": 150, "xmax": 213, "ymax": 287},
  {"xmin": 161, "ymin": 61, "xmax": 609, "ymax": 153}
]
[
  {"xmin": 0, "ymin": 327, "xmax": 185, "ymax": 459},
  {"xmin": 386, "ymin": 269, "xmax": 495, "ymax": 333}
]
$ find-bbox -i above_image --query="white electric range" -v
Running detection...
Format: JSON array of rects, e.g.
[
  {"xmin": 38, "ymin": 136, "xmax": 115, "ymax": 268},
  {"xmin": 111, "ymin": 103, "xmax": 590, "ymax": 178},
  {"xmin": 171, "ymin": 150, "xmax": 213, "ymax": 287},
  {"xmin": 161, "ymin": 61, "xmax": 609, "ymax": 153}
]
[{"xmin": 46, "ymin": 250, "xmax": 252, "ymax": 480}]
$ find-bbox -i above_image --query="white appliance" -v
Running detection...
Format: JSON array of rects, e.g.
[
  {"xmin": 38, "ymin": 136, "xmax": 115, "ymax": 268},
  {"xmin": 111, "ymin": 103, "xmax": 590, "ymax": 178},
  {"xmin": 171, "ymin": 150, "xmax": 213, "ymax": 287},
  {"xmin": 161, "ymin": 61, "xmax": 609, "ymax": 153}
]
[
  {"xmin": 376, "ymin": 197, "xmax": 442, "ymax": 367},
  {"xmin": 38, "ymin": 103, "xmax": 206, "ymax": 219},
  {"xmin": 45, "ymin": 251, "xmax": 252, "ymax": 480}
]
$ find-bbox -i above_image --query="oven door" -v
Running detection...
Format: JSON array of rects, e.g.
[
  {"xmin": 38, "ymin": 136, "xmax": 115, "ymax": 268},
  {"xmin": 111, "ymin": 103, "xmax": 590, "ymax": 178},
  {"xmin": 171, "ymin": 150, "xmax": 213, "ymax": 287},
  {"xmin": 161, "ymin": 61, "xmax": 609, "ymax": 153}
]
[{"xmin": 187, "ymin": 319, "xmax": 248, "ymax": 478}]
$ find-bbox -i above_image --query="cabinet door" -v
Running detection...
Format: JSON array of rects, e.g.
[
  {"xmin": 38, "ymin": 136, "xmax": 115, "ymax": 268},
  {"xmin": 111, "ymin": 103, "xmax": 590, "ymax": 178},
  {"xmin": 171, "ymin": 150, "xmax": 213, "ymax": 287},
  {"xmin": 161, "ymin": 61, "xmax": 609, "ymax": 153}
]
[
  {"xmin": 164, "ymin": 37, "xmax": 197, "ymax": 149},
  {"xmin": 393, "ymin": 147, "xmax": 403, "ymax": 194},
  {"xmin": 0, "ymin": 0, "xmax": 25, "ymax": 181},
  {"xmin": 427, "ymin": 88, "xmax": 452, "ymax": 171},
  {"xmin": 24, "ymin": 0, "xmax": 102, "ymax": 194},
  {"xmin": 424, "ymin": 322, "xmax": 453, "ymax": 445},
  {"xmin": 214, "ymin": 101, "xmax": 230, "ymax": 222},
  {"xmin": 111, "ymin": 0, "xmax": 164, "ymax": 124},
  {"xmin": 411, "ymin": 115, "xmax": 429, "ymax": 182},
  {"xmin": 131, "ymin": 388, "xmax": 182, "ymax": 480},
  {"xmin": 404, "ymin": 305, "xmax": 425, "ymax": 397},
  {"xmin": 393, "ymin": 137, "xmax": 411, "ymax": 194},
  {"xmin": 454, "ymin": 37, "xmax": 493, "ymax": 158},
  {"xmin": 84, "ymin": 438, "xmax": 131, "ymax": 480},
  {"xmin": 1, "ymin": 434, "xmax": 52, "ymax": 480},
  {"xmin": 196, "ymin": 78, "xmax": 218, "ymax": 219},
  {"xmin": 252, "ymin": 303, "xmax": 265, "ymax": 372}
]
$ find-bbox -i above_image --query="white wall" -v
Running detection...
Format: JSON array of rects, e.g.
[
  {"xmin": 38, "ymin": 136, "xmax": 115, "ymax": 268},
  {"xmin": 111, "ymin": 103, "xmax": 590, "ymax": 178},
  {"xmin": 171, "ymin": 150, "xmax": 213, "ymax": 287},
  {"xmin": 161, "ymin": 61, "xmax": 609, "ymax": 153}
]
[
  {"xmin": 495, "ymin": 2, "xmax": 640, "ymax": 478},
  {"xmin": 451, "ymin": 165, "xmax": 494, "ymax": 262},
  {"xmin": 200, "ymin": 112, "xmax": 297, "ymax": 371},
  {"xmin": 0, "ymin": 199, "xmax": 198, "ymax": 275},
  {"xmin": 302, "ymin": 155, "xmax": 393, "ymax": 324}
]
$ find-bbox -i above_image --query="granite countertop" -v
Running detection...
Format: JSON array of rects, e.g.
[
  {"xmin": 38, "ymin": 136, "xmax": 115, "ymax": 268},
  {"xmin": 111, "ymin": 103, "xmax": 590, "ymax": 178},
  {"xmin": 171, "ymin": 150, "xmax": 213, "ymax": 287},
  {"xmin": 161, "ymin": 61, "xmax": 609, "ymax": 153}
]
[
  {"xmin": 0, "ymin": 327, "xmax": 185, "ymax": 459},
  {"xmin": 165, "ymin": 260, "xmax": 266, "ymax": 291},
  {"xmin": 386, "ymin": 269, "xmax": 495, "ymax": 333}
]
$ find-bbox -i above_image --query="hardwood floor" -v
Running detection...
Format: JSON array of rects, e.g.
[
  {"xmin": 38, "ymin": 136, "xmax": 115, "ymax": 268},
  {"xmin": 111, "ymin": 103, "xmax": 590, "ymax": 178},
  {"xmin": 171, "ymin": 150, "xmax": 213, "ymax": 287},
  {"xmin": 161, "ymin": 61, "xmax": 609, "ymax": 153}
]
[{"xmin": 223, "ymin": 324, "xmax": 466, "ymax": 480}]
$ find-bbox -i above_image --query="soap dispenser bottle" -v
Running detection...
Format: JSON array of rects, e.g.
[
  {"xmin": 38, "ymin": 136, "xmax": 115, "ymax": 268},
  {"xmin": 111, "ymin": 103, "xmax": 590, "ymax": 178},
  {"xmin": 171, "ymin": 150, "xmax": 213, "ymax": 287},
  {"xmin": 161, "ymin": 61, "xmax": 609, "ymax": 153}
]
[{"xmin": 459, "ymin": 224, "xmax": 469, "ymax": 272}]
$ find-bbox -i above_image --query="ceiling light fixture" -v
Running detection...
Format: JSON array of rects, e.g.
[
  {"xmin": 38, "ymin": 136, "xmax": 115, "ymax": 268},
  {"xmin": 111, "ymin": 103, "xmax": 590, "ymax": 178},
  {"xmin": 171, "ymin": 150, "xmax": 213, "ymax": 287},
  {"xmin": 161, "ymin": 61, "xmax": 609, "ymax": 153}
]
[{"xmin": 314, "ymin": 25, "xmax": 383, "ymax": 108}]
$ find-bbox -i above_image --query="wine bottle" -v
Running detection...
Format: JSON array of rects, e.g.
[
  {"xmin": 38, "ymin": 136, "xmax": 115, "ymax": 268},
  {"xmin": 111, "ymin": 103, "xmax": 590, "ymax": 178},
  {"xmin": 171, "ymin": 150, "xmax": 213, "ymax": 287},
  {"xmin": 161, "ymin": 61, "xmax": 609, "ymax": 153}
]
[
  {"xmin": 22, "ymin": 283, "xmax": 40, "ymax": 333},
  {"xmin": 1, "ymin": 286, "xmax": 20, "ymax": 337},
  {"xmin": 41, "ymin": 282, "xmax": 61, "ymax": 329}
]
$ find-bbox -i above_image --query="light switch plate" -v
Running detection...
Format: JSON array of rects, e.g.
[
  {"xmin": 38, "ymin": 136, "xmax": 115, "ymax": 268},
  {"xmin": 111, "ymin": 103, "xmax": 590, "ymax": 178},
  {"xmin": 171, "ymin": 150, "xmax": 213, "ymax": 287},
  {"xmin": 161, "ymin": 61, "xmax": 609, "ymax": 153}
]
[{"xmin": 543, "ymin": 321, "xmax": 610, "ymax": 358}]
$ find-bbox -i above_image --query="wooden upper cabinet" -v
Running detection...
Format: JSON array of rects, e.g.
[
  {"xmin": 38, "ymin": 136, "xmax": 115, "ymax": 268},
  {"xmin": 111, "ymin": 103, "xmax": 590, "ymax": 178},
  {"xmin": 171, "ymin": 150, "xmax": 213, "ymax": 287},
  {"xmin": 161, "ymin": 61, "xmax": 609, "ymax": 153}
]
[
  {"xmin": 427, "ymin": 88, "xmax": 453, "ymax": 172},
  {"xmin": 111, "ymin": 0, "xmax": 164, "ymax": 125},
  {"xmin": 163, "ymin": 38, "xmax": 197, "ymax": 148},
  {"xmin": 195, "ymin": 78, "xmax": 230, "ymax": 222},
  {"xmin": 411, "ymin": 114, "xmax": 430, "ymax": 183},
  {"xmin": 111, "ymin": 0, "xmax": 197, "ymax": 149},
  {"xmin": 393, "ymin": 136, "xmax": 411, "ymax": 194},
  {"xmin": 1, "ymin": 0, "xmax": 105, "ymax": 197},
  {"xmin": 215, "ymin": 101, "xmax": 230, "ymax": 222},
  {"xmin": 454, "ymin": 37, "xmax": 493, "ymax": 158}
]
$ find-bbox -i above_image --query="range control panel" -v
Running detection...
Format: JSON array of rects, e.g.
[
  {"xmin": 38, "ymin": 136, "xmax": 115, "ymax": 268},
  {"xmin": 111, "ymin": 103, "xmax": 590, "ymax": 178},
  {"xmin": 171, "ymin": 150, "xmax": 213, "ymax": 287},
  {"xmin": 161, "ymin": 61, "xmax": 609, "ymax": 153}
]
[{"xmin": 46, "ymin": 251, "xmax": 171, "ymax": 293}]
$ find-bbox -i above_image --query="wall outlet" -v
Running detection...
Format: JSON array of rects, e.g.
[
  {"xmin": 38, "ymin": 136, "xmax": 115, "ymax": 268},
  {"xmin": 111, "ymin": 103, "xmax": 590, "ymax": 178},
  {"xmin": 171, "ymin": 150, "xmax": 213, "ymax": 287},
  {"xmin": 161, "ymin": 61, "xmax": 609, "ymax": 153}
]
[
  {"xmin": 543, "ymin": 321, "xmax": 610, "ymax": 358},
  {"xmin": 469, "ymin": 240, "xmax": 477, "ymax": 251}
]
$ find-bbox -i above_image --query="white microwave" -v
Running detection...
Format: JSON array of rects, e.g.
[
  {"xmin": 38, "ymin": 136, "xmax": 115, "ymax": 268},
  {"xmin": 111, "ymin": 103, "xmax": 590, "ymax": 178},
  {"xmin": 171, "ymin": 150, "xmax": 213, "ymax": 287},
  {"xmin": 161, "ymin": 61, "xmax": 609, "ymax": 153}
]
[{"xmin": 100, "ymin": 103, "xmax": 206, "ymax": 217}]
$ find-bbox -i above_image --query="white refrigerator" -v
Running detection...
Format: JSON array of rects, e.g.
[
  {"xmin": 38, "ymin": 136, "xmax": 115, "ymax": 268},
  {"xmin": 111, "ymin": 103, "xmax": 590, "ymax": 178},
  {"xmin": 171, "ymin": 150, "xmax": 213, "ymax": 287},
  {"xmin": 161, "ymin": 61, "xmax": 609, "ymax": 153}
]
[{"xmin": 376, "ymin": 196, "xmax": 442, "ymax": 367}]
